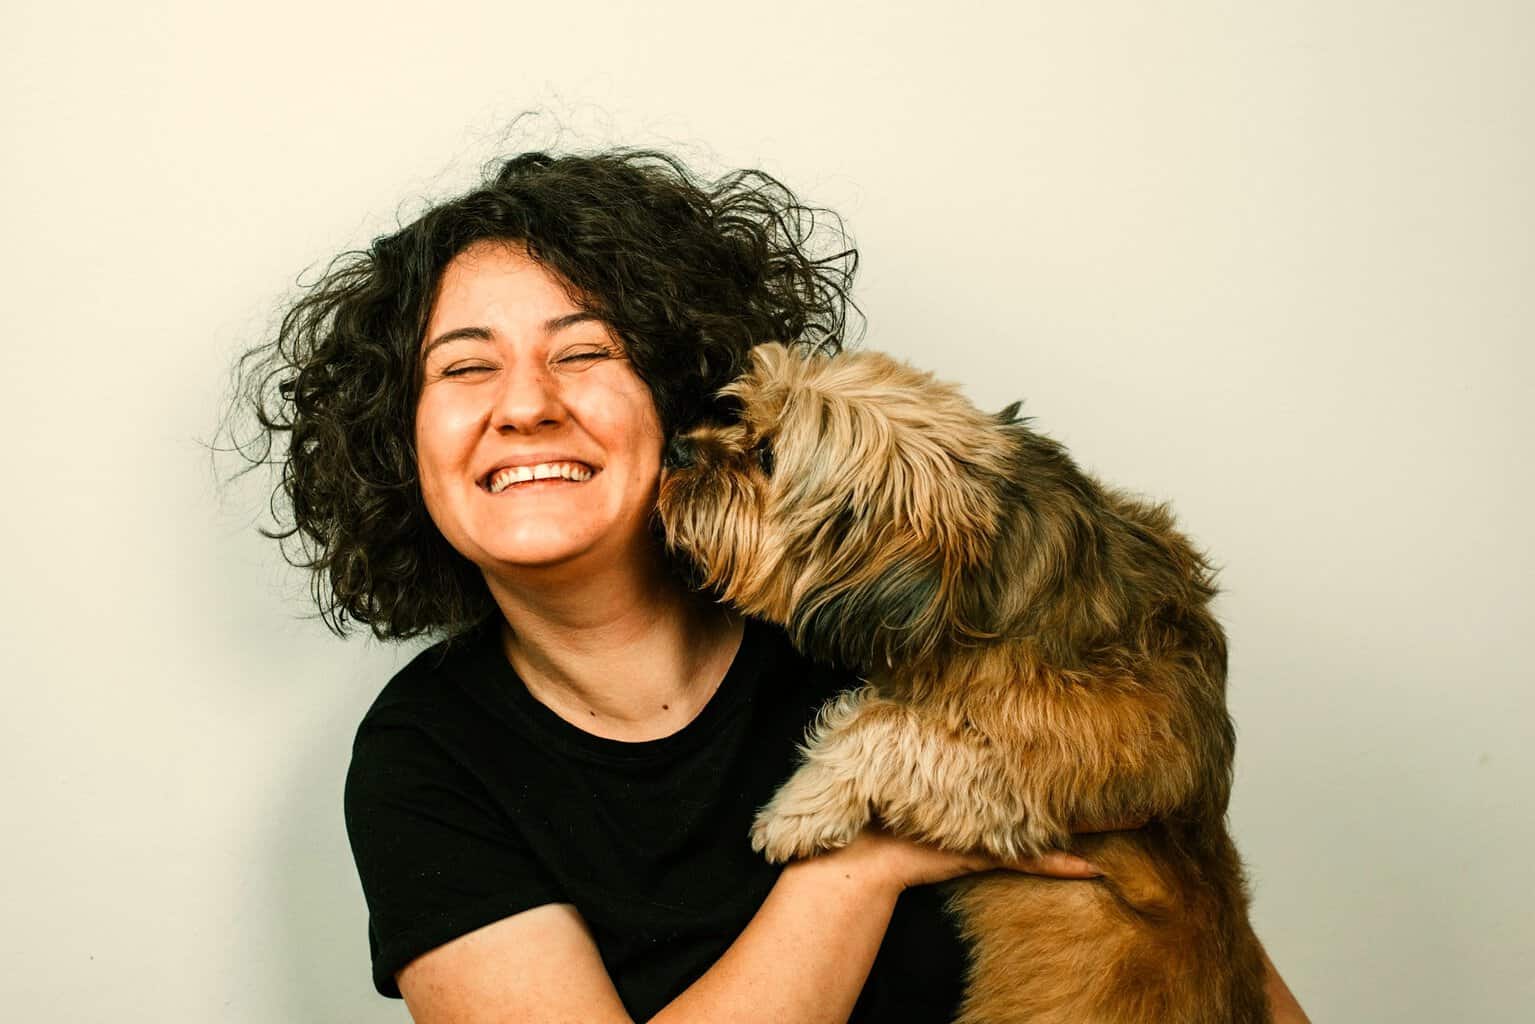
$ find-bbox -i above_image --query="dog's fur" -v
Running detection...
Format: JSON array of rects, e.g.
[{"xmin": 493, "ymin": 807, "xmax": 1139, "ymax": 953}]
[{"xmin": 656, "ymin": 343, "xmax": 1269, "ymax": 1023}]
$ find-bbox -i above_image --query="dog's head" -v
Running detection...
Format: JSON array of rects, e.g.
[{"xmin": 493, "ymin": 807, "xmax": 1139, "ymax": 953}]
[{"xmin": 656, "ymin": 343, "xmax": 1015, "ymax": 670}]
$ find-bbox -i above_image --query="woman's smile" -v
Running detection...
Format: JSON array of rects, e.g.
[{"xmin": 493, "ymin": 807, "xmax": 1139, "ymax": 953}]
[{"xmin": 481, "ymin": 460, "xmax": 597, "ymax": 494}]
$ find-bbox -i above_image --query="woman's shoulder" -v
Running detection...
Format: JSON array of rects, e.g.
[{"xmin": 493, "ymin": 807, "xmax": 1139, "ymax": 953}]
[
  {"xmin": 365, "ymin": 613, "xmax": 505, "ymax": 706},
  {"xmin": 347, "ymin": 618, "xmax": 504, "ymax": 771}
]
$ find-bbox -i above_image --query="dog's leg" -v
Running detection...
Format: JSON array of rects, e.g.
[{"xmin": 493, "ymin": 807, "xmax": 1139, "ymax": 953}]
[
  {"xmin": 751, "ymin": 686, "xmax": 884, "ymax": 862},
  {"xmin": 752, "ymin": 686, "xmax": 1033, "ymax": 863}
]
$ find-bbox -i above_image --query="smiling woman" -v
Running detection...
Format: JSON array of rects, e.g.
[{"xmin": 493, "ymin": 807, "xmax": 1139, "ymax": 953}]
[
  {"xmin": 226, "ymin": 148, "xmax": 1305, "ymax": 1024},
  {"xmin": 231, "ymin": 150, "xmax": 857, "ymax": 642}
]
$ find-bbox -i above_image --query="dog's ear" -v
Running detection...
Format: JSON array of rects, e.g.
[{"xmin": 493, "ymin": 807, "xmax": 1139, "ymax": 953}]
[{"xmin": 790, "ymin": 543, "xmax": 952, "ymax": 670}]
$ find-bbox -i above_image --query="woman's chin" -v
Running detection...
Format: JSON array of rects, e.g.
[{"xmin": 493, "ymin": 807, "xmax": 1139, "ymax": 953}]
[
  {"xmin": 464, "ymin": 507, "xmax": 661, "ymax": 580},
  {"xmin": 482, "ymin": 537, "xmax": 596, "ymax": 571}
]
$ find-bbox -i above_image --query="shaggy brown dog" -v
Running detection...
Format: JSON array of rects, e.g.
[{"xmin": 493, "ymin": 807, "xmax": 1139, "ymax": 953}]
[{"xmin": 655, "ymin": 343, "xmax": 1270, "ymax": 1023}]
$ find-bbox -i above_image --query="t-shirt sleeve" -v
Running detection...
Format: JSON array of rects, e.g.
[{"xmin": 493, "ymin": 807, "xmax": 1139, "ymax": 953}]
[{"xmin": 343, "ymin": 709, "xmax": 566, "ymax": 998}]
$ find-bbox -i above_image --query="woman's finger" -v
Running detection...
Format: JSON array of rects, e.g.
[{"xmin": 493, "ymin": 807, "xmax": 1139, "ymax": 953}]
[{"xmin": 1008, "ymin": 850, "xmax": 1102, "ymax": 879}]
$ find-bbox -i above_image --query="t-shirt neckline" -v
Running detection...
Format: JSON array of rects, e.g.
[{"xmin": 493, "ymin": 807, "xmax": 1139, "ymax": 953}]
[{"xmin": 458, "ymin": 613, "xmax": 775, "ymax": 763}]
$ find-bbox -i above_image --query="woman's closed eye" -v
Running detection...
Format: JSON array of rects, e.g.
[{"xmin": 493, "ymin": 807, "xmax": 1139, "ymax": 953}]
[
  {"xmin": 556, "ymin": 347, "xmax": 617, "ymax": 367},
  {"xmin": 441, "ymin": 363, "xmax": 493, "ymax": 378}
]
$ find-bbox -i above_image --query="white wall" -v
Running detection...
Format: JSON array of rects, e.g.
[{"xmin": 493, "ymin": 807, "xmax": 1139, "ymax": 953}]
[{"xmin": 3, "ymin": 1, "xmax": 1530, "ymax": 1020}]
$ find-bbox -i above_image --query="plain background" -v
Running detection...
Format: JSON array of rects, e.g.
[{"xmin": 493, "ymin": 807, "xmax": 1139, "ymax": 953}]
[{"xmin": 3, "ymin": 1, "xmax": 1530, "ymax": 1020}]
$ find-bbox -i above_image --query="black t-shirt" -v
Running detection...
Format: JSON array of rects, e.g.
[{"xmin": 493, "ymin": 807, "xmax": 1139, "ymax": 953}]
[{"xmin": 343, "ymin": 613, "xmax": 969, "ymax": 1022}]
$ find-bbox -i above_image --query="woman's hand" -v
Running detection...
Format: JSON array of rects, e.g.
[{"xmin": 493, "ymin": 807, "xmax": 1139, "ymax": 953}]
[{"xmin": 828, "ymin": 816, "xmax": 1148, "ymax": 894}]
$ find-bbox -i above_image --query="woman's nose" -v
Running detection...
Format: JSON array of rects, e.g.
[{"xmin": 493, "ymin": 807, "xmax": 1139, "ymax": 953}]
[{"xmin": 490, "ymin": 367, "xmax": 565, "ymax": 433}]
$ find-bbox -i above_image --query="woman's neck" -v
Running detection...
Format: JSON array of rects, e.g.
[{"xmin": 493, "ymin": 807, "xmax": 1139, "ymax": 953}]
[{"xmin": 481, "ymin": 543, "xmax": 745, "ymax": 742}]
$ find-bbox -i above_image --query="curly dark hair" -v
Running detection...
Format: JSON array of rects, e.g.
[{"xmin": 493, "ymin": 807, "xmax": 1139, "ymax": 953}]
[{"xmin": 227, "ymin": 147, "xmax": 859, "ymax": 643}]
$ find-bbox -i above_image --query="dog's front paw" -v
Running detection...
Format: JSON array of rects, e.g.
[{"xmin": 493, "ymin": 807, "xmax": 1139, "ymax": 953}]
[{"xmin": 750, "ymin": 805, "xmax": 864, "ymax": 863}]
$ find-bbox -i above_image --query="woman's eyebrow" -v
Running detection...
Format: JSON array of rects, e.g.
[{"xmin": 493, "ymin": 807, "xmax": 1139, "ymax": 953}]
[{"xmin": 421, "ymin": 313, "xmax": 604, "ymax": 359}]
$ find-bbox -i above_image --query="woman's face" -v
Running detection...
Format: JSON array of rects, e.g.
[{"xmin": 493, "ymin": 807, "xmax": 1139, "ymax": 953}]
[{"xmin": 414, "ymin": 240, "xmax": 665, "ymax": 578}]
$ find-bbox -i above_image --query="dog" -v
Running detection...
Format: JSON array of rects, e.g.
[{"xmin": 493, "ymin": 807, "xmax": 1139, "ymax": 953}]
[{"xmin": 655, "ymin": 342, "xmax": 1270, "ymax": 1023}]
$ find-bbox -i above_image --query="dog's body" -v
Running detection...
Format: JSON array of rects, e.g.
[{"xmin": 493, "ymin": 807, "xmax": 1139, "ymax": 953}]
[{"xmin": 656, "ymin": 343, "xmax": 1269, "ymax": 1023}]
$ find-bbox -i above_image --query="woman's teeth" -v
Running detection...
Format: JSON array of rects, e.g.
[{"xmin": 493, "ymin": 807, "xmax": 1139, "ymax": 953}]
[{"xmin": 486, "ymin": 461, "xmax": 594, "ymax": 494}]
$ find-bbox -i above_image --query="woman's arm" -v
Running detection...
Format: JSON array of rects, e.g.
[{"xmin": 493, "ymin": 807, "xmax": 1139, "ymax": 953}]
[
  {"xmin": 396, "ymin": 829, "xmax": 1098, "ymax": 1024},
  {"xmin": 1260, "ymin": 942, "xmax": 1311, "ymax": 1024},
  {"xmin": 655, "ymin": 828, "xmax": 1095, "ymax": 1024},
  {"xmin": 664, "ymin": 860, "xmax": 1312, "ymax": 1024},
  {"xmin": 397, "ymin": 903, "xmax": 632, "ymax": 1023},
  {"xmin": 649, "ymin": 832, "xmax": 910, "ymax": 1024}
]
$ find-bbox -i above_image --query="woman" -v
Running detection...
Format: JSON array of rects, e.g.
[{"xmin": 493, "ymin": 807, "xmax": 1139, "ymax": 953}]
[{"xmin": 236, "ymin": 148, "xmax": 1307, "ymax": 1022}]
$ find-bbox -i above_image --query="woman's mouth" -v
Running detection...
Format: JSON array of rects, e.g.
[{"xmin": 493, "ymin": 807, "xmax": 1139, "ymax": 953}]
[{"xmin": 482, "ymin": 461, "xmax": 597, "ymax": 494}]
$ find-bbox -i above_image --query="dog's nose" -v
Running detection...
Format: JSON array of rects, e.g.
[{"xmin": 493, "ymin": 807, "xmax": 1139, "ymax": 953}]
[{"xmin": 663, "ymin": 435, "xmax": 696, "ymax": 471}]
